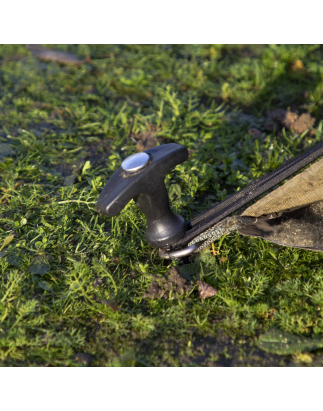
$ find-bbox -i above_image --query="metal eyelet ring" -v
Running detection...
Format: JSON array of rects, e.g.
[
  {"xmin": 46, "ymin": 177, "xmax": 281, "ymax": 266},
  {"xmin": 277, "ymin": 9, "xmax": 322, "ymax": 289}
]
[{"xmin": 158, "ymin": 242, "xmax": 203, "ymax": 259}]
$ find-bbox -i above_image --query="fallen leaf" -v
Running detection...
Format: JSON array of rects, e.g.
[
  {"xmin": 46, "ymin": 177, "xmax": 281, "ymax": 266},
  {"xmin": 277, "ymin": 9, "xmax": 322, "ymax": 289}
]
[
  {"xmin": 102, "ymin": 299, "xmax": 119, "ymax": 311},
  {"xmin": 26, "ymin": 45, "xmax": 92, "ymax": 65},
  {"xmin": 290, "ymin": 60, "xmax": 305, "ymax": 72},
  {"xmin": 20, "ymin": 217, "xmax": 27, "ymax": 226},
  {"xmin": 197, "ymin": 280, "xmax": 218, "ymax": 299},
  {"xmin": 0, "ymin": 235, "xmax": 15, "ymax": 252}
]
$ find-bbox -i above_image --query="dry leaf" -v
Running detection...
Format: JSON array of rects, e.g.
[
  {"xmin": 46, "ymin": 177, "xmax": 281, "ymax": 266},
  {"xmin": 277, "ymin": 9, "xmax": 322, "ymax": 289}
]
[
  {"xmin": 26, "ymin": 45, "xmax": 92, "ymax": 65},
  {"xmin": 290, "ymin": 60, "xmax": 305, "ymax": 72},
  {"xmin": 0, "ymin": 235, "xmax": 15, "ymax": 252},
  {"xmin": 197, "ymin": 280, "xmax": 217, "ymax": 299},
  {"xmin": 102, "ymin": 299, "xmax": 119, "ymax": 311}
]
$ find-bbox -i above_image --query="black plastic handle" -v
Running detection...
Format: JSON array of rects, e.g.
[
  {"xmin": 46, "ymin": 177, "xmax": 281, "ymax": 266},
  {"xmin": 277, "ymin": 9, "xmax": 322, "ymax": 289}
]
[{"xmin": 95, "ymin": 143, "xmax": 188, "ymax": 248}]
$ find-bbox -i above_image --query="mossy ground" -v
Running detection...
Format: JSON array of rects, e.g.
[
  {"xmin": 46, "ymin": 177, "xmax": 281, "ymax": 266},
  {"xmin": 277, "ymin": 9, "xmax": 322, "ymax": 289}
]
[{"xmin": 1, "ymin": 44, "xmax": 323, "ymax": 366}]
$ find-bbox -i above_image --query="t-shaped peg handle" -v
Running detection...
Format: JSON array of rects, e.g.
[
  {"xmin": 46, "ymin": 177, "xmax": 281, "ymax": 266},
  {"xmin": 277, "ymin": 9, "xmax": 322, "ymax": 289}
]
[{"xmin": 95, "ymin": 143, "xmax": 188, "ymax": 248}]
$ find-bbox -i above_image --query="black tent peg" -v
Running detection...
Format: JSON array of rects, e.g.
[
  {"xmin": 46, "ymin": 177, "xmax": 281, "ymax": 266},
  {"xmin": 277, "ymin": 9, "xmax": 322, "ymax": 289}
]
[
  {"xmin": 96, "ymin": 141, "xmax": 323, "ymax": 258},
  {"xmin": 96, "ymin": 144, "xmax": 188, "ymax": 248}
]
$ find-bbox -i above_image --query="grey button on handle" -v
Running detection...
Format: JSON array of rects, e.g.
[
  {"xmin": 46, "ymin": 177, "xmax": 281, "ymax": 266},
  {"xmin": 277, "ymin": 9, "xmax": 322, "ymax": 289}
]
[{"xmin": 121, "ymin": 152, "xmax": 150, "ymax": 173}]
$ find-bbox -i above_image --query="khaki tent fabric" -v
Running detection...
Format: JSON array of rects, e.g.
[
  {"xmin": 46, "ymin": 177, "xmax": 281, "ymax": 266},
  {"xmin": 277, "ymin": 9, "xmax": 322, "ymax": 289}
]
[{"xmin": 241, "ymin": 157, "xmax": 323, "ymax": 217}]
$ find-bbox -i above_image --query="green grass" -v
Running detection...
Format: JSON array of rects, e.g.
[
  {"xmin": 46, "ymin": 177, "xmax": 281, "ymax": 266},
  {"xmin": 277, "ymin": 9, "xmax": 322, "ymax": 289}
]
[{"xmin": 1, "ymin": 44, "xmax": 323, "ymax": 366}]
